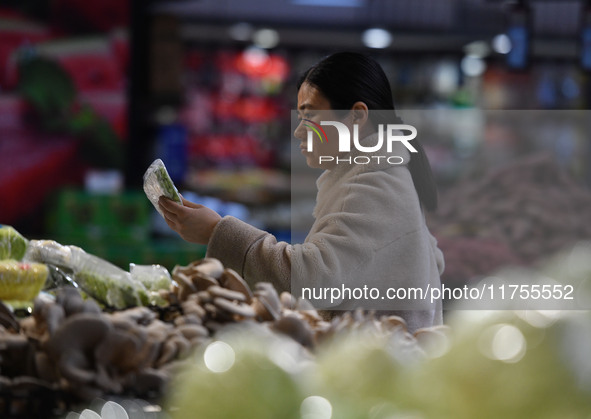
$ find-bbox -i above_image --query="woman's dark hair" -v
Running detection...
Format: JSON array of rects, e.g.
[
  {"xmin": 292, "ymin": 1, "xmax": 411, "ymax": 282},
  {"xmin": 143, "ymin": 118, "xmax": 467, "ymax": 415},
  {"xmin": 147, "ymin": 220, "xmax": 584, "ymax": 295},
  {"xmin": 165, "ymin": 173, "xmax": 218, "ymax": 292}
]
[{"xmin": 297, "ymin": 52, "xmax": 438, "ymax": 211}]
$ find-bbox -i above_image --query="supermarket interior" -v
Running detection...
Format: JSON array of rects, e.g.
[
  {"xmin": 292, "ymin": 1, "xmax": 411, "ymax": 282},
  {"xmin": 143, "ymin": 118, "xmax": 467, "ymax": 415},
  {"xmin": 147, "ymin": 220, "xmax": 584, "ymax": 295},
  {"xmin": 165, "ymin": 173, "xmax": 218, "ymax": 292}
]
[{"xmin": 1, "ymin": 0, "xmax": 591, "ymax": 418}]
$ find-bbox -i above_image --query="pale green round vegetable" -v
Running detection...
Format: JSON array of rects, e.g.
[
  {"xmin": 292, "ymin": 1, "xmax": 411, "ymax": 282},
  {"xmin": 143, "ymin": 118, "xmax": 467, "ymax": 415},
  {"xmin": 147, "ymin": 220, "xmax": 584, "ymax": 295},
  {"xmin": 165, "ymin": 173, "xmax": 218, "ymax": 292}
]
[{"xmin": 0, "ymin": 260, "xmax": 48, "ymax": 301}]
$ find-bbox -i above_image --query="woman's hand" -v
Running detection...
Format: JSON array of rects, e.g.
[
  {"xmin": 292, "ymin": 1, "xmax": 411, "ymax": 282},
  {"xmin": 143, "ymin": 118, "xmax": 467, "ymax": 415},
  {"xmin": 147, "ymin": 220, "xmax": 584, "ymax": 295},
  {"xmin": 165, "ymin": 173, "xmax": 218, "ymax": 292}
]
[{"xmin": 158, "ymin": 196, "xmax": 221, "ymax": 245}]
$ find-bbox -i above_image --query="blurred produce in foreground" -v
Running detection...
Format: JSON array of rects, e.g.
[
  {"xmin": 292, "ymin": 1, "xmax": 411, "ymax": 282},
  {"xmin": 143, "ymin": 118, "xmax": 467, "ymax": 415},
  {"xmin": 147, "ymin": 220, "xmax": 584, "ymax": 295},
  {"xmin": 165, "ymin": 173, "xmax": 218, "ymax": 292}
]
[{"xmin": 168, "ymin": 241, "xmax": 591, "ymax": 419}]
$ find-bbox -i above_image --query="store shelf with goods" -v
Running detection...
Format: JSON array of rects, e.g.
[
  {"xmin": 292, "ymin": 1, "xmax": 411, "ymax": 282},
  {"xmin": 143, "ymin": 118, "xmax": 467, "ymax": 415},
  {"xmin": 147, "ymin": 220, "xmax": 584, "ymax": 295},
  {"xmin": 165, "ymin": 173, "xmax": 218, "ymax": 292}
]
[{"xmin": 428, "ymin": 152, "xmax": 591, "ymax": 295}]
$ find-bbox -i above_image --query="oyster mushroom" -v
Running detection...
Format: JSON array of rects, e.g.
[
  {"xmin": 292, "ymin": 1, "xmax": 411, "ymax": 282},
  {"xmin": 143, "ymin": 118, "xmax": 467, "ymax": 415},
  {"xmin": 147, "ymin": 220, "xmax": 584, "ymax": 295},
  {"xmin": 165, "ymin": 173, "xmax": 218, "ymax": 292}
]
[
  {"xmin": 32, "ymin": 299, "xmax": 65, "ymax": 337},
  {"xmin": 19, "ymin": 315, "xmax": 44, "ymax": 341},
  {"xmin": 181, "ymin": 300, "xmax": 207, "ymax": 319},
  {"xmin": 219, "ymin": 269, "xmax": 253, "ymax": 303},
  {"xmin": 208, "ymin": 285, "xmax": 248, "ymax": 303},
  {"xmin": 176, "ymin": 323, "xmax": 209, "ymax": 341},
  {"xmin": 155, "ymin": 339, "xmax": 179, "ymax": 367},
  {"xmin": 280, "ymin": 292, "xmax": 296, "ymax": 310},
  {"xmin": 110, "ymin": 306, "xmax": 156, "ymax": 326},
  {"xmin": 272, "ymin": 314, "xmax": 314, "ymax": 348},
  {"xmin": 413, "ymin": 325, "xmax": 451, "ymax": 358},
  {"xmin": 252, "ymin": 282, "xmax": 282, "ymax": 321},
  {"xmin": 125, "ymin": 368, "xmax": 168, "ymax": 397},
  {"xmin": 191, "ymin": 258, "xmax": 224, "ymax": 279},
  {"xmin": 212, "ymin": 297, "xmax": 256, "ymax": 319},
  {"xmin": 174, "ymin": 272, "xmax": 198, "ymax": 301},
  {"xmin": 190, "ymin": 272, "xmax": 220, "ymax": 292},
  {"xmin": 55, "ymin": 287, "xmax": 85, "ymax": 316},
  {"xmin": 174, "ymin": 313, "xmax": 203, "ymax": 326},
  {"xmin": 44, "ymin": 313, "xmax": 112, "ymax": 391},
  {"xmin": 381, "ymin": 315, "xmax": 408, "ymax": 332}
]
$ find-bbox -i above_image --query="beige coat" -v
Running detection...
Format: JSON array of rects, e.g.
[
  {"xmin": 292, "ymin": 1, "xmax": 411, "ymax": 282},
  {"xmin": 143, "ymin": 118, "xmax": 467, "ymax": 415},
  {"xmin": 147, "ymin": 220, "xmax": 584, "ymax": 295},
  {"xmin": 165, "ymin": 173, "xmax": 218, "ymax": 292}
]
[{"xmin": 206, "ymin": 133, "xmax": 444, "ymax": 331}]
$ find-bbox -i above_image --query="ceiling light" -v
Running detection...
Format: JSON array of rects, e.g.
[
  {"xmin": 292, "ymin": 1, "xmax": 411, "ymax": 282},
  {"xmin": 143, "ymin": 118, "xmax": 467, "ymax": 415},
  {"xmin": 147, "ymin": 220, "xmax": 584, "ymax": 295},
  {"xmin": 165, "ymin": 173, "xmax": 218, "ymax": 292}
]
[
  {"xmin": 461, "ymin": 55, "xmax": 486, "ymax": 77},
  {"xmin": 362, "ymin": 28, "xmax": 392, "ymax": 49},
  {"xmin": 253, "ymin": 28, "xmax": 279, "ymax": 49},
  {"xmin": 229, "ymin": 22, "xmax": 254, "ymax": 42},
  {"xmin": 492, "ymin": 34, "xmax": 512, "ymax": 54},
  {"xmin": 463, "ymin": 40, "xmax": 490, "ymax": 58}
]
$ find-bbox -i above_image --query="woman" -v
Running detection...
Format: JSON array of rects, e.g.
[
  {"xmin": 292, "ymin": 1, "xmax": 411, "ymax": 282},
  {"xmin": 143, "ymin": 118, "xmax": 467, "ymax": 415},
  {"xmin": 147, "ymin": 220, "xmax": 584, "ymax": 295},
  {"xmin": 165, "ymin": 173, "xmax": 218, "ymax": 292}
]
[{"xmin": 159, "ymin": 52, "xmax": 444, "ymax": 331}]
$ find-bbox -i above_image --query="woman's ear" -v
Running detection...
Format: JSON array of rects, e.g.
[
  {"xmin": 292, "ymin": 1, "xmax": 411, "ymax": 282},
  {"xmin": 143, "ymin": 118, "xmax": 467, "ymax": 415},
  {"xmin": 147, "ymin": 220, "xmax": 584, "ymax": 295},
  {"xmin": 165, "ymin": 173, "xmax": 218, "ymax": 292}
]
[{"xmin": 350, "ymin": 101, "xmax": 369, "ymax": 127}]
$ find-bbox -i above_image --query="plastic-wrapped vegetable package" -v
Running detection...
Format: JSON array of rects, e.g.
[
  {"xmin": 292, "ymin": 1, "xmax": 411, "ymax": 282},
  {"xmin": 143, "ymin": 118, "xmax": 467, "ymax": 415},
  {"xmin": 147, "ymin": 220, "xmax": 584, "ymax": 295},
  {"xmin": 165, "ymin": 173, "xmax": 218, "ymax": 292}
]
[
  {"xmin": 130, "ymin": 263, "xmax": 172, "ymax": 306},
  {"xmin": 143, "ymin": 159, "xmax": 183, "ymax": 217},
  {"xmin": 0, "ymin": 260, "xmax": 48, "ymax": 301},
  {"xmin": 25, "ymin": 240, "xmax": 149, "ymax": 309},
  {"xmin": 74, "ymin": 253, "xmax": 146, "ymax": 309},
  {"xmin": 0, "ymin": 225, "xmax": 28, "ymax": 260},
  {"xmin": 24, "ymin": 240, "xmax": 85, "ymax": 268}
]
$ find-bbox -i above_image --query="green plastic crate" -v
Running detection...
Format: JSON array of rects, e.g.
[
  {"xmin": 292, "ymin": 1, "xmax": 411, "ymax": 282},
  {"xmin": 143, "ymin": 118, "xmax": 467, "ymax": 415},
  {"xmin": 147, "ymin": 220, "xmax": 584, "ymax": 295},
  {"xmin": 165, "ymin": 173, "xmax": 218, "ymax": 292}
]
[{"xmin": 47, "ymin": 189, "xmax": 150, "ymax": 244}]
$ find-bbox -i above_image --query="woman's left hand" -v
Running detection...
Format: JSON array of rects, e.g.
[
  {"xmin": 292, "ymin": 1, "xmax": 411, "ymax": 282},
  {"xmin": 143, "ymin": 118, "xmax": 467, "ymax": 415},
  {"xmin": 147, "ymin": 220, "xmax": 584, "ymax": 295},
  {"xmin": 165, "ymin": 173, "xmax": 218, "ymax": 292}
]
[{"xmin": 158, "ymin": 196, "xmax": 221, "ymax": 245}]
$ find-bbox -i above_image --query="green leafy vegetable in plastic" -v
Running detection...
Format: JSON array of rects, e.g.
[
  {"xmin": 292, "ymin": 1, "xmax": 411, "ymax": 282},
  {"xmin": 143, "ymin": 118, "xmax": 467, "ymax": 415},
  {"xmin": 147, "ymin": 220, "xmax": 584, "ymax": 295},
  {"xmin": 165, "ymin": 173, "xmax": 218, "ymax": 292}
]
[
  {"xmin": 76, "ymin": 270, "xmax": 141, "ymax": 310},
  {"xmin": 0, "ymin": 226, "xmax": 28, "ymax": 260},
  {"xmin": 157, "ymin": 166, "xmax": 182, "ymax": 203}
]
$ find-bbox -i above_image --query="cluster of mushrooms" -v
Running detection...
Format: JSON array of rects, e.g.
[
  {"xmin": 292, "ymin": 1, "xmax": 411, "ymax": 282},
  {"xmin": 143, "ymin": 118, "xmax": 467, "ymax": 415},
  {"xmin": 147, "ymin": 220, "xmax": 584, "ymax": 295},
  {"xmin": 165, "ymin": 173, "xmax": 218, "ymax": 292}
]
[{"xmin": 0, "ymin": 258, "xmax": 448, "ymax": 414}]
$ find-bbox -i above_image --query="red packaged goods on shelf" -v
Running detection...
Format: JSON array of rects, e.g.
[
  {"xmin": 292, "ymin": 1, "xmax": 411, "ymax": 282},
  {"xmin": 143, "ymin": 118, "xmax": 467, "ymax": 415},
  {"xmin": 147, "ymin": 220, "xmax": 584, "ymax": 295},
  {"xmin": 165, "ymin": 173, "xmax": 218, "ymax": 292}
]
[
  {"xmin": 19, "ymin": 38, "xmax": 125, "ymax": 94},
  {"xmin": 0, "ymin": 95, "xmax": 83, "ymax": 224},
  {"xmin": 55, "ymin": 50, "xmax": 123, "ymax": 92},
  {"xmin": 235, "ymin": 51, "xmax": 289, "ymax": 81},
  {"xmin": 0, "ymin": 135, "xmax": 81, "ymax": 224},
  {"xmin": 232, "ymin": 96, "xmax": 280, "ymax": 123},
  {"xmin": 109, "ymin": 29, "xmax": 129, "ymax": 74},
  {"xmin": 0, "ymin": 94, "xmax": 27, "ymax": 131}
]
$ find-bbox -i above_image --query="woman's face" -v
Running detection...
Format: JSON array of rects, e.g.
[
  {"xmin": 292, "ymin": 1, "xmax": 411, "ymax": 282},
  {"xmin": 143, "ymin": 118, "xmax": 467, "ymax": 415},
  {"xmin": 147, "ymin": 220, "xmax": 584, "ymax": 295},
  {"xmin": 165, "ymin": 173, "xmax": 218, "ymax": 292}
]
[{"xmin": 294, "ymin": 82, "xmax": 344, "ymax": 169}]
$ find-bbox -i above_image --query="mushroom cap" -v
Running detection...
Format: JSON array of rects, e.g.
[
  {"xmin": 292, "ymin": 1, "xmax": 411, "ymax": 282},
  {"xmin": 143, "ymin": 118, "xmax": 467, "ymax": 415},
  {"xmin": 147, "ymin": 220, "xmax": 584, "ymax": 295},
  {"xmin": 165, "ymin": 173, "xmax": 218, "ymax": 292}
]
[
  {"xmin": 253, "ymin": 283, "xmax": 282, "ymax": 321},
  {"xmin": 208, "ymin": 285, "xmax": 248, "ymax": 303},
  {"xmin": 190, "ymin": 272, "xmax": 220, "ymax": 292},
  {"xmin": 190, "ymin": 258, "xmax": 225, "ymax": 279},
  {"xmin": 272, "ymin": 314, "xmax": 314, "ymax": 348},
  {"xmin": 46, "ymin": 313, "xmax": 112, "ymax": 357},
  {"xmin": 213, "ymin": 297, "xmax": 256, "ymax": 319},
  {"xmin": 219, "ymin": 269, "xmax": 253, "ymax": 303},
  {"xmin": 280, "ymin": 292, "xmax": 296, "ymax": 310}
]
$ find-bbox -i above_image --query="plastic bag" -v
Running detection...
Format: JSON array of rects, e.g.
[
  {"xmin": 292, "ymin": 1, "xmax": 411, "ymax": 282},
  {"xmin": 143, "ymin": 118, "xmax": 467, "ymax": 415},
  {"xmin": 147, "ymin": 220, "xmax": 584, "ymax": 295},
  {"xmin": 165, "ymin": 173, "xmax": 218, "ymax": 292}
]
[
  {"xmin": 130, "ymin": 263, "xmax": 171, "ymax": 306},
  {"xmin": 0, "ymin": 225, "xmax": 28, "ymax": 260},
  {"xmin": 74, "ymin": 253, "xmax": 146, "ymax": 309},
  {"xmin": 25, "ymin": 239, "xmax": 149, "ymax": 309},
  {"xmin": 143, "ymin": 159, "xmax": 183, "ymax": 216},
  {"xmin": 130, "ymin": 263, "xmax": 172, "ymax": 291},
  {"xmin": 24, "ymin": 240, "xmax": 84, "ymax": 268}
]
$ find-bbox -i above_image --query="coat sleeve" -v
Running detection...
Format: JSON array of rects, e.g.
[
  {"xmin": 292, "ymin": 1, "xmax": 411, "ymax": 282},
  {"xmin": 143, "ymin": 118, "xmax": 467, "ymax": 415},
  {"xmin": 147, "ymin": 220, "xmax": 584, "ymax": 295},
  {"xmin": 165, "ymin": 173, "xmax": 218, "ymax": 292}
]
[
  {"xmin": 205, "ymin": 215, "xmax": 293, "ymax": 291},
  {"xmin": 206, "ymin": 167, "xmax": 439, "ymax": 304}
]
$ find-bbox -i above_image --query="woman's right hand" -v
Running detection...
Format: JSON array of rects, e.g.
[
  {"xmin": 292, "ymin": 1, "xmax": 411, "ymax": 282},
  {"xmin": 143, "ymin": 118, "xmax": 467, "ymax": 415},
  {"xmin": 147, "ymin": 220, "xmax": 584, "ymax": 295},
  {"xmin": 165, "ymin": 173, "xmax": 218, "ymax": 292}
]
[{"xmin": 158, "ymin": 196, "xmax": 221, "ymax": 245}]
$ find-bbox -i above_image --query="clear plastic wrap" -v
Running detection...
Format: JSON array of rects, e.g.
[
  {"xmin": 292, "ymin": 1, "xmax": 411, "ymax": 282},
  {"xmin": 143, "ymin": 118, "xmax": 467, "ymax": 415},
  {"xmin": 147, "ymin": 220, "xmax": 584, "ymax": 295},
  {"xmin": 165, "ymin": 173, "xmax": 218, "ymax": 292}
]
[
  {"xmin": 0, "ymin": 225, "xmax": 28, "ymax": 260},
  {"xmin": 24, "ymin": 240, "xmax": 85, "ymax": 268},
  {"xmin": 0, "ymin": 260, "xmax": 49, "ymax": 301},
  {"xmin": 130, "ymin": 263, "xmax": 172, "ymax": 306},
  {"xmin": 24, "ymin": 240, "xmax": 149, "ymax": 309},
  {"xmin": 143, "ymin": 159, "xmax": 183, "ymax": 216},
  {"xmin": 74, "ymin": 253, "xmax": 146, "ymax": 309},
  {"xmin": 130, "ymin": 263, "xmax": 172, "ymax": 291}
]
